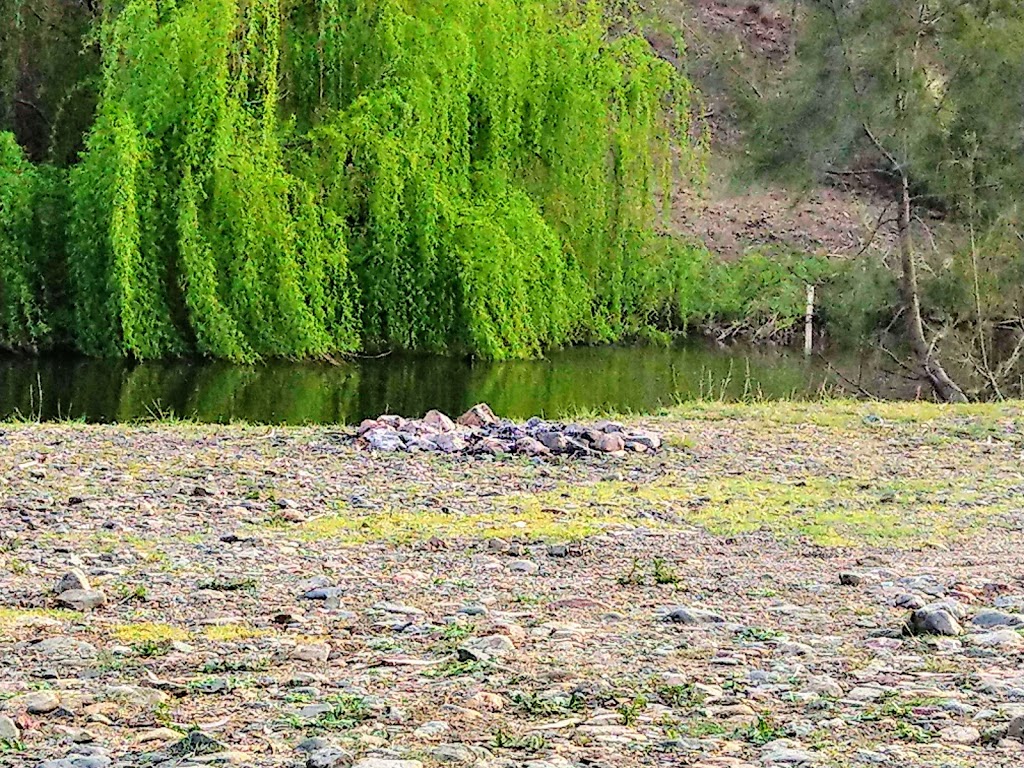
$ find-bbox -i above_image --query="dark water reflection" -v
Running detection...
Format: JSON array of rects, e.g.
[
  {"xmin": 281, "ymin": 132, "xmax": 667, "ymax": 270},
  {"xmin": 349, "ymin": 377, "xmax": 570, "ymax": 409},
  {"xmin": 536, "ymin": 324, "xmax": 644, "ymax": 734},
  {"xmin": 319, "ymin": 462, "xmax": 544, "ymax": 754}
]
[{"xmin": 0, "ymin": 345, "xmax": 899, "ymax": 425}]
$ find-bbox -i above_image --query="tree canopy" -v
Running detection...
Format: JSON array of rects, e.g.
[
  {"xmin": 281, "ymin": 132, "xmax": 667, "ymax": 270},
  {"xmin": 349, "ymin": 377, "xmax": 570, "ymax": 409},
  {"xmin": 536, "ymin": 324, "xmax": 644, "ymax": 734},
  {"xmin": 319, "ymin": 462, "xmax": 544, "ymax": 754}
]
[{"xmin": 0, "ymin": 0, "xmax": 700, "ymax": 360}]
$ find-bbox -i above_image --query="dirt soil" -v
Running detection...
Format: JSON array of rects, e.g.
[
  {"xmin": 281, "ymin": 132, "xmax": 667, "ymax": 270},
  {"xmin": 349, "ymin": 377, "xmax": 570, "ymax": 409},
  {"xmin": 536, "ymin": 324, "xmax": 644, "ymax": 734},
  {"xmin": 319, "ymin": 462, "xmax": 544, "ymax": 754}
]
[{"xmin": 2, "ymin": 402, "xmax": 1024, "ymax": 767}]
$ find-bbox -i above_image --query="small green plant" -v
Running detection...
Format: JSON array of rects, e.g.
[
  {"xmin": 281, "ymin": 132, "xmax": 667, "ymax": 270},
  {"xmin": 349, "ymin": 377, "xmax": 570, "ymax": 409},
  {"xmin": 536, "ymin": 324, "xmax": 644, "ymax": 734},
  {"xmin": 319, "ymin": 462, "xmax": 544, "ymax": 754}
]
[
  {"xmin": 490, "ymin": 729, "xmax": 516, "ymax": 749},
  {"xmin": 656, "ymin": 683, "xmax": 705, "ymax": 709},
  {"xmin": 201, "ymin": 656, "xmax": 270, "ymax": 674},
  {"xmin": 668, "ymin": 719, "xmax": 727, "ymax": 738},
  {"xmin": 197, "ymin": 577, "xmax": 258, "ymax": 593},
  {"xmin": 739, "ymin": 713, "xmax": 786, "ymax": 746},
  {"xmin": 616, "ymin": 558, "xmax": 646, "ymax": 586},
  {"xmin": 617, "ymin": 695, "xmax": 648, "ymax": 726},
  {"xmin": 422, "ymin": 659, "xmax": 489, "ymax": 679},
  {"xmin": 316, "ymin": 694, "xmax": 370, "ymax": 731},
  {"xmin": 893, "ymin": 721, "xmax": 933, "ymax": 743},
  {"xmin": 511, "ymin": 593, "xmax": 543, "ymax": 605},
  {"xmin": 132, "ymin": 639, "xmax": 173, "ymax": 658},
  {"xmin": 489, "ymin": 730, "xmax": 547, "ymax": 752},
  {"xmin": 440, "ymin": 623, "xmax": 474, "ymax": 643},
  {"xmin": 652, "ymin": 557, "xmax": 681, "ymax": 585},
  {"xmin": 511, "ymin": 691, "xmax": 586, "ymax": 718},
  {"xmin": 0, "ymin": 739, "xmax": 25, "ymax": 754},
  {"xmin": 736, "ymin": 626, "xmax": 782, "ymax": 642},
  {"xmin": 115, "ymin": 583, "xmax": 149, "ymax": 602}
]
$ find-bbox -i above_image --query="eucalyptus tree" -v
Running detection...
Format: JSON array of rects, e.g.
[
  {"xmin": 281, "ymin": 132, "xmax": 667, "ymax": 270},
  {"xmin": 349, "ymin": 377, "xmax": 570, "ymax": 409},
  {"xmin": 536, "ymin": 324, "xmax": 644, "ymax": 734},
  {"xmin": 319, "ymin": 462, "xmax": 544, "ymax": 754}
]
[{"xmin": 749, "ymin": 0, "xmax": 1024, "ymax": 401}]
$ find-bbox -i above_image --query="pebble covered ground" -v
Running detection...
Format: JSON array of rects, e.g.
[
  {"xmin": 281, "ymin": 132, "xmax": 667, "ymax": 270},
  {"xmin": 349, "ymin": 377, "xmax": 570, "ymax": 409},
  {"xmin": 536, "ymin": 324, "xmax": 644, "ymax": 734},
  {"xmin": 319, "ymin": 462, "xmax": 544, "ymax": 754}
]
[{"xmin": 1, "ymin": 401, "xmax": 1023, "ymax": 768}]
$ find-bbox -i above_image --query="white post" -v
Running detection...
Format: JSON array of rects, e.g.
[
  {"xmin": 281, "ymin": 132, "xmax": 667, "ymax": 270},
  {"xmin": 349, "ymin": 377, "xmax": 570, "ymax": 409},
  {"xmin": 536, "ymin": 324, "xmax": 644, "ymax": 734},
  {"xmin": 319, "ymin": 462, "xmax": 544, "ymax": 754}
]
[{"xmin": 804, "ymin": 284, "xmax": 815, "ymax": 357}]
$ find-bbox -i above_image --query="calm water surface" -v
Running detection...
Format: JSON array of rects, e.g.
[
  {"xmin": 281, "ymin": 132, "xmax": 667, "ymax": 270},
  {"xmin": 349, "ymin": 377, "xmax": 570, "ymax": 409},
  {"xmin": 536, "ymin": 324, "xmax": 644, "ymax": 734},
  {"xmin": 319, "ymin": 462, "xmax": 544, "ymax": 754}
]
[{"xmin": 0, "ymin": 345, "xmax": 897, "ymax": 425}]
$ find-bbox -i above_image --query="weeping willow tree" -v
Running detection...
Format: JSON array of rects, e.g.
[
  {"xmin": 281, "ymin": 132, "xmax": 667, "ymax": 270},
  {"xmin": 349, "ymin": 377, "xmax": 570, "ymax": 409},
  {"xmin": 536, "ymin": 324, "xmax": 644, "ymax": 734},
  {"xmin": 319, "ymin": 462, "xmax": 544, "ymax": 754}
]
[
  {"xmin": 68, "ymin": 0, "xmax": 358, "ymax": 361},
  {"xmin": 2, "ymin": 0, "xmax": 696, "ymax": 361}
]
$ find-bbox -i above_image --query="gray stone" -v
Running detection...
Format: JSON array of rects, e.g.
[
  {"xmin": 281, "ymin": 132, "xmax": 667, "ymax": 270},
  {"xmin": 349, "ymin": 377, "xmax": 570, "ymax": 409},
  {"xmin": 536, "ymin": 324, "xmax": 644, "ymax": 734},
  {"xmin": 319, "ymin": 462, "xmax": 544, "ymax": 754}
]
[
  {"xmin": 376, "ymin": 603, "xmax": 425, "ymax": 616},
  {"xmin": 760, "ymin": 740, "xmax": 819, "ymax": 765},
  {"xmin": 33, "ymin": 636, "xmax": 98, "ymax": 660},
  {"xmin": 474, "ymin": 437, "xmax": 509, "ymax": 455},
  {"xmin": 894, "ymin": 593, "xmax": 925, "ymax": 610},
  {"xmin": 456, "ymin": 403, "xmax": 498, "ymax": 428},
  {"xmin": 971, "ymin": 610, "xmax": 1024, "ymax": 628},
  {"xmin": 26, "ymin": 690, "xmax": 61, "ymax": 713},
  {"xmin": 413, "ymin": 720, "xmax": 450, "ymax": 738},
  {"xmin": 805, "ymin": 676, "xmax": 843, "ymax": 698},
  {"xmin": 839, "ymin": 572, "xmax": 866, "ymax": 587},
  {"xmin": 905, "ymin": 606, "xmax": 962, "ymax": 636},
  {"xmin": 1007, "ymin": 714, "xmax": 1024, "ymax": 741},
  {"xmin": 625, "ymin": 431, "xmax": 662, "ymax": 451},
  {"xmin": 68, "ymin": 759, "xmax": 110, "ymax": 768},
  {"xmin": 296, "ymin": 738, "xmax": 332, "ymax": 753},
  {"xmin": 422, "ymin": 410, "xmax": 456, "ymax": 432},
  {"xmin": 55, "ymin": 589, "xmax": 106, "ymax": 611},
  {"xmin": 55, "ymin": 568, "xmax": 91, "ymax": 594},
  {"xmin": 969, "ymin": 630, "xmax": 1022, "ymax": 648},
  {"xmin": 509, "ymin": 560, "xmax": 539, "ymax": 574},
  {"xmin": 0, "ymin": 714, "xmax": 19, "ymax": 741},
  {"xmin": 458, "ymin": 634, "xmax": 515, "ymax": 662},
  {"xmin": 536, "ymin": 431, "xmax": 569, "ymax": 453},
  {"xmin": 307, "ymin": 747, "xmax": 353, "ymax": 768},
  {"xmin": 352, "ymin": 761, "xmax": 424, "ymax": 768},
  {"xmin": 103, "ymin": 685, "xmax": 167, "ymax": 708},
  {"xmin": 432, "ymin": 433, "xmax": 468, "ymax": 453},
  {"xmin": 592, "ymin": 433, "xmax": 625, "ymax": 453},
  {"xmin": 514, "ymin": 437, "xmax": 550, "ymax": 456},
  {"xmin": 665, "ymin": 606, "xmax": 725, "ymax": 625},
  {"xmin": 939, "ymin": 725, "xmax": 980, "ymax": 744},
  {"xmin": 363, "ymin": 428, "xmax": 404, "ymax": 452},
  {"xmin": 429, "ymin": 744, "xmax": 476, "ymax": 764},
  {"xmin": 292, "ymin": 644, "xmax": 331, "ymax": 663},
  {"xmin": 302, "ymin": 586, "xmax": 344, "ymax": 600}
]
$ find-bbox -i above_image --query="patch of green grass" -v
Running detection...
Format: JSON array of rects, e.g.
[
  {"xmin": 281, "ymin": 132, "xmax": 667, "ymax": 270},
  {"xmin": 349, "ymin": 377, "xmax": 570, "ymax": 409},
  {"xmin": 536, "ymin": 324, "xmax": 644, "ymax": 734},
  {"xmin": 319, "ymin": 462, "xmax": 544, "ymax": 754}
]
[
  {"xmin": 421, "ymin": 659, "xmax": 490, "ymax": 679},
  {"xmin": 670, "ymin": 400, "xmax": 1019, "ymax": 430},
  {"xmin": 667, "ymin": 719, "xmax": 727, "ymax": 738},
  {"xmin": 531, "ymin": 471, "xmax": 1014, "ymax": 547},
  {"xmin": 736, "ymin": 626, "xmax": 782, "ymax": 642},
  {"xmin": 0, "ymin": 607, "xmax": 79, "ymax": 632},
  {"xmin": 294, "ymin": 498, "xmax": 635, "ymax": 545},
  {"xmin": 132, "ymin": 639, "xmax": 173, "ymax": 657},
  {"xmin": 893, "ymin": 721, "xmax": 933, "ymax": 743},
  {"xmin": 112, "ymin": 622, "xmax": 190, "ymax": 645},
  {"xmin": 439, "ymin": 622, "xmax": 474, "ymax": 644},
  {"xmin": 287, "ymin": 694, "xmax": 371, "ymax": 733},
  {"xmin": 511, "ymin": 691, "xmax": 586, "ymax": 718},
  {"xmin": 203, "ymin": 623, "xmax": 269, "ymax": 642},
  {"xmin": 490, "ymin": 729, "xmax": 548, "ymax": 753},
  {"xmin": 617, "ymin": 558, "xmax": 646, "ymax": 586}
]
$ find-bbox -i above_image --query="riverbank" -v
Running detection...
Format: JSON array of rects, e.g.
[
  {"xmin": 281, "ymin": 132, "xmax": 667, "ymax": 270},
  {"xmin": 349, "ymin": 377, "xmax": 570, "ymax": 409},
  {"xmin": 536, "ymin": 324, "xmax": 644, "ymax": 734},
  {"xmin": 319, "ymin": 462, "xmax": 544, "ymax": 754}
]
[{"xmin": 2, "ymin": 402, "xmax": 1023, "ymax": 767}]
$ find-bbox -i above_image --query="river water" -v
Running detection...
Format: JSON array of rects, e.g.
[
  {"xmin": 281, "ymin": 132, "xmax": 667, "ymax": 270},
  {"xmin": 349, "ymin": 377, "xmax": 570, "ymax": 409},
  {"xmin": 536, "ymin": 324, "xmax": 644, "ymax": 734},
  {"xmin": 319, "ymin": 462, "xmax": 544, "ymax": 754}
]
[{"xmin": 0, "ymin": 345, "xmax": 906, "ymax": 424}]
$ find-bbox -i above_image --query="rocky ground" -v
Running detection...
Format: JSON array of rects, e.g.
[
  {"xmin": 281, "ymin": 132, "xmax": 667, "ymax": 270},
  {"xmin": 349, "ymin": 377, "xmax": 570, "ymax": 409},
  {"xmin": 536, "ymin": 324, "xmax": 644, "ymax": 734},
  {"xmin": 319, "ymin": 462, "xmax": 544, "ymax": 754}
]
[{"xmin": 2, "ymin": 401, "xmax": 1024, "ymax": 768}]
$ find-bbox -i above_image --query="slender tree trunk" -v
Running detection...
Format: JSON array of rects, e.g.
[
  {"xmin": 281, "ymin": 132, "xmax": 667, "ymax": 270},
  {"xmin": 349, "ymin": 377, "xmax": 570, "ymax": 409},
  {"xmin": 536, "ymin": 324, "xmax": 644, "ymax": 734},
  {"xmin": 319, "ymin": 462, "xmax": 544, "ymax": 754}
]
[{"xmin": 896, "ymin": 172, "xmax": 968, "ymax": 403}]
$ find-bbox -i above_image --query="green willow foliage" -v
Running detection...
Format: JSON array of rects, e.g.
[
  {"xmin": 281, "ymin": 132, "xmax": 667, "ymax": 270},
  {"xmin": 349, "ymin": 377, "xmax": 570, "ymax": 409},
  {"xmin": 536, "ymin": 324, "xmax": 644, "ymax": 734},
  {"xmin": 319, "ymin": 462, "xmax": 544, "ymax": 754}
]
[
  {"xmin": 69, "ymin": 0, "xmax": 357, "ymax": 361},
  {"xmin": 0, "ymin": 0, "xmax": 699, "ymax": 361}
]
